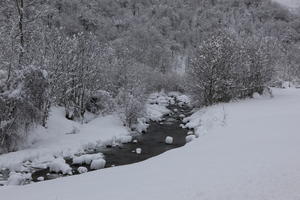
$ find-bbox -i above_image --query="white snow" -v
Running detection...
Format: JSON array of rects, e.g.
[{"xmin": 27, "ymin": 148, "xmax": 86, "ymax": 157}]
[
  {"xmin": 7, "ymin": 173, "xmax": 27, "ymax": 186},
  {"xmin": 185, "ymin": 135, "xmax": 195, "ymax": 143},
  {"xmin": 90, "ymin": 159, "xmax": 106, "ymax": 170},
  {"xmin": 145, "ymin": 92, "xmax": 172, "ymax": 122},
  {"xmin": 132, "ymin": 139, "xmax": 138, "ymax": 143},
  {"xmin": 1, "ymin": 88, "xmax": 300, "ymax": 200},
  {"xmin": 48, "ymin": 158, "xmax": 72, "ymax": 175},
  {"xmin": 77, "ymin": 167, "xmax": 88, "ymax": 174},
  {"xmin": 72, "ymin": 154, "xmax": 103, "ymax": 165},
  {"xmin": 165, "ymin": 136, "xmax": 173, "ymax": 144},
  {"xmin": 0, "ymin": 107, "xmax": 130, "ymax": 171},
  {"xmin": 36, "ymin": 177, "xmax": 44, "ymax": 181},
  {"xmin": 133, "ymin": 92, "xmax": 173, "ymax": 133},
  {"xmin": 187, "ymin": 131, "xmax": 193, "ymax": 135},
  {"xmin": 117, "ymin": 136, "xmax": 132, "ymax": 144},
  {"xmin": 168, "ymin": 92, "xmax": 191, "ymax": 106}
]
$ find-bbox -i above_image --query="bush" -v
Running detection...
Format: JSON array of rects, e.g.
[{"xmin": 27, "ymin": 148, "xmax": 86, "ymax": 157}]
[
  {"xmin": 186, "ymin": 32, "xmax": 274, "ymax": 106},
  {"xmin": 0, "ymin": 67, "xmax": 50, "ymax": 153},
  {"xmin": 186, "ymin": 32, "xmax": 239, "ymax": 106}
]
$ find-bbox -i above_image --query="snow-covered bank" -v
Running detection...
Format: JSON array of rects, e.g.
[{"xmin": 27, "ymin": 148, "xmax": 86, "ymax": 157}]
[
  {"xmin": 1, "ymin": 88, "xmax": 300, "ymax": 199},
  {"xmin": 0, "ymin": 107, "xmax": 130, "ymax": 171},
  {"xmin": 0, "ymin": 91, "xmax": 190, "ymax": 184}
]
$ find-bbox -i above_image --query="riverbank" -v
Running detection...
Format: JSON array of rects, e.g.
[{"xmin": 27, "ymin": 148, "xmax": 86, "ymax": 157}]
[
  {"xmin": 0, "ymin": 91, "xmax": 191, "ymax": 186},
  {"xmin": 1, "ymin": 88, "xmax": 299, "ymax": 200}
]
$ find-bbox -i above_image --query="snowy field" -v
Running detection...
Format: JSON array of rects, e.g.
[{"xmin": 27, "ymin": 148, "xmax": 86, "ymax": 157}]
[{"xmin": 1, "ymin": 88, "xmax": 300, "ymax": 199}]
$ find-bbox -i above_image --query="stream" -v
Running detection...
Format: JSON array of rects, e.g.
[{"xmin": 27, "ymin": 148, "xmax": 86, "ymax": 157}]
[{"xmin": 1, "ymin": 99, "xmax": 194, "ymax": 185}]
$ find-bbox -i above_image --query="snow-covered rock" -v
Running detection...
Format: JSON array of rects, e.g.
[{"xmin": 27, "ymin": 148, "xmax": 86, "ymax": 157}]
[
  {"xmin": 90, "ymin": 159, "xmax": 106, "ymax": 170},
  {"xmin": 48, "ymin": 158, "xmax": 72, "ymax": 175},
  {"xmin": 37, "ymin": 176, "xmax": 44, "ymax": 181},
  {"xmin": 185, "ymin": 135, "xmax": 196, "ymax": 143},
  {"xmin": 133, "ymin": 139, "xmax": 138, "ymax": 143},
  {"xmin": 187, "ymin": 131, "xmax": 193, "ymax": 135},
  {"xmin": 179, "ymin": 124, "xmax": 186, "ymax": 128},
  {"xmin": 117, "ymin": 136, "xmax": 132, "ymax": 143},
  {"xmin": 136, "ymin": 148, "xmax": 142, "ymax": 154},
  {"xmin": 7, "ymin": 172, "xmax": 31, "ymax": 186},
  {"xmin": 77, "ymin": 167, "xmax": 88, "ymax": 174},
  {"xmin": 72, "ymin": 153, "xmax": 103, "ymax": 165},
  {"xmin": 252, "ymin": 92, "xmax": 261, "ymax": 99},
  {"xmin": 146, "ymin": 92, "xmax": 172, "ymax": 122},
  {"xmin": 132, "ymin": 117, "xmax": 149, "ymax": 133},
  {"xmin": 165, "ymin": 136, "xmax": 173, "ymax": 144}
]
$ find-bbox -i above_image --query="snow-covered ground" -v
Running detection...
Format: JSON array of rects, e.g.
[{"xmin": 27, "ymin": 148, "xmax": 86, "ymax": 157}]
[
  {"xmin": 273, "ymin": 0, "xmax": 300, "ymax": 9},
  {"xmin": 0, "ymin": 91, "xmax": 180, "ymax": 184},
  {"xmin": 1, "ymin": 88, "xmax": 300, "ymax": 199},
  {"xmin": 0, "ymin": 107, "xmax": 130, "ymax": 171}
]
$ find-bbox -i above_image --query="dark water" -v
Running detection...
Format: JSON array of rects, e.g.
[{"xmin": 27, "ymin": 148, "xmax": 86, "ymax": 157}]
[{"xmin": 30, "ymin": 102, "xmax": 193, "ymax": 182}]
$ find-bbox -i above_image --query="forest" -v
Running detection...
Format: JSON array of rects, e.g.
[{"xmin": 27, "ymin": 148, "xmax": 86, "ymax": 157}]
[{"xmin": 0, "ymin": 0, "xmax": 300, "ymax": 153}]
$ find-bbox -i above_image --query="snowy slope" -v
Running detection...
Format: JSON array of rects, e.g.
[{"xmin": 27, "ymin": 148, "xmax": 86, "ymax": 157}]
[
  {"xmin": 273, "ymin": 0, "xmax": 300, "ymax": 8},
  {"xmin": 0, "ymin": 107, "xmax": 130, "ymax": 170},
  {"xmin": 1, "ymin": 88, "xmax": 300, "ymax": 200}
]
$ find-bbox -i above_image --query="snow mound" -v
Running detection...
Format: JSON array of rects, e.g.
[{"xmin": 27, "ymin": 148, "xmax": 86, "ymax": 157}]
[
  {"xmin": 183, "ymin": 105, "xmax": 226, "ymax": 137},
  {"xmin": 145, "ymin": 92, "xmax": 172, "ymax": 121},
  {"xmin": 165, "ymin": 136, "xmax": 173, "ymax": 144},
  {"xmin": 132, "ymin": 117, "xmax": 149, "ymax": 133},
  {"xmin": 146, "ymin": 104, "xmax": 170, "ymax": 122},
  {"xmin": 136, "ymin": 148, "xmax": 142, "ymax": 154},
  {"xmin": 117, "ymin": 136, "xmax": 132, "ymax": 144},
  {"xmin": 252, "ymin": 92, "xmax": 261, "ymax": 99},
  {"xmin": 90, "ymin": 159, "xmax": 106, "ymax": 170},
  {"xmin": 72, "ymin": 153, "xmax": 103, "ymax": 165},
  {"xmin": 37, "ymin": 177, "xmax": 44, "ymax": 181},
  {"xmin": 48, "ymin": 158, "xmax": 72, "ymax": 175},
  {"xmin": 168, "ymin": 92, "xmax": 191, "ymax": 106},
  {"xmin": 185, "ymin": 135, "xmax": 195, "ymax": 143},
  {"xmin": 187, "ymin": 131, "xmax": 193, "ymax": 135},
  {"xmin": 7, "ymin": 172, "xmax": 31, "ymax": 186},
  {"xmin": 77, "ymin": 167, "xmax": 88, "ymax": 174}
]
